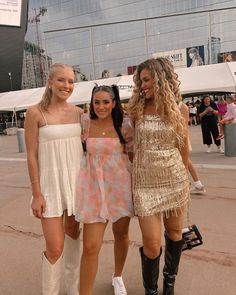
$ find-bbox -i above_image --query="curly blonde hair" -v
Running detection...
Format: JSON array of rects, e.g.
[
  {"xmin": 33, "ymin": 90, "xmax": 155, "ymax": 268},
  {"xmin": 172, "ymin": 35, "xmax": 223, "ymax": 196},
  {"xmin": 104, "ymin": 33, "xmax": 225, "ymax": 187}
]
[
  {"xmin": 38, "ymin": 63, "xmax": 74, "ymax": 111},
  {"xmin": 128, "ymin": 57, "xmax": 185, "ymax": 142}
]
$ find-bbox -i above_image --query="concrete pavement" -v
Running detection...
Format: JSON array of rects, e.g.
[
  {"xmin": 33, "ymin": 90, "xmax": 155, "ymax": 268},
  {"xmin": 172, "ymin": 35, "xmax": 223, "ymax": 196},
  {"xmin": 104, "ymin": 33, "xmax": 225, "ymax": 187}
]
[{"xmin": 0, "ymin": 125, "xmax": 236, "ymax": 295}]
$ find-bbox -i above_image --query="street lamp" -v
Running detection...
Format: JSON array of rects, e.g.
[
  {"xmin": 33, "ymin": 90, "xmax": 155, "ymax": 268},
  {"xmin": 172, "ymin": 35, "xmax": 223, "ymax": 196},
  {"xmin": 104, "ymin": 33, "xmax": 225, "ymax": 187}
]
[{"xmin": 8, "ymin": 72, "xmax": 13, "ymax": 91}]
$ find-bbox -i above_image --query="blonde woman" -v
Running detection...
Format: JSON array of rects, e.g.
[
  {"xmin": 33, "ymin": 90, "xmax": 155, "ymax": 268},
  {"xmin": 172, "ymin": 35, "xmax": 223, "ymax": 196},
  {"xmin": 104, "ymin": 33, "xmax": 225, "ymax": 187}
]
[
  {"xmin": 128, "ymin": 58, "xmax": 189, "ymax": 295},
  {"xmin": 25, "ymin": 63, "xmax": 83, "ymax": 294}
]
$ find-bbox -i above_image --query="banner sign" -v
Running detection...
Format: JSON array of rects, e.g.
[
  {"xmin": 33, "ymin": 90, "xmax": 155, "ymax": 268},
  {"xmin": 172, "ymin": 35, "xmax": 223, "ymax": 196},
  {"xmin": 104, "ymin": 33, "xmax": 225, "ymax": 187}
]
[
  {"xmin": 0, "ymin": 0, "xmax": 22, "ymax": 27},
  {"xmin": 152, "ymin": 48, "xmax": 187, "ymax": 68},
  {"xmin": 186, "ymin": 45, "xmax": 205, "ymax": 67}
]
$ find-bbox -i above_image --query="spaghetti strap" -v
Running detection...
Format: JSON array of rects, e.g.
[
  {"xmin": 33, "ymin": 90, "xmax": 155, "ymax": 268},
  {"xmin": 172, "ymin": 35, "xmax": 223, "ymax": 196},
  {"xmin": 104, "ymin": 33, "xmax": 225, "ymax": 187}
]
[{"xmin": 38, "ymin": 108, "xmax": 48, "ymax": 125}]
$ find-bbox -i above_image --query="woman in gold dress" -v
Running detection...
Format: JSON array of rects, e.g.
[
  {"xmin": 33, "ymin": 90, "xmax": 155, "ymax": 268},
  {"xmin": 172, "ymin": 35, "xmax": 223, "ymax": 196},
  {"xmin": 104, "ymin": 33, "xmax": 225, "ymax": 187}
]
[{"xmin": 128, "ymin": 58, "xmax": 190, "ymax": 295}]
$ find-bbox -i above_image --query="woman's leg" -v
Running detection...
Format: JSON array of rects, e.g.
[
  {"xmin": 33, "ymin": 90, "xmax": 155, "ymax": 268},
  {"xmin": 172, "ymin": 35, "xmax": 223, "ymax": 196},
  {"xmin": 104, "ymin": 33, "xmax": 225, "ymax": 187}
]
[
  {"xmin": 188, "ymin": 159, "xmax": 205, "ymax": 194},
  {"xmin": 201, "ymin": 122, "xmax": 212, "ymax": 152},
  {"xmin": 201, "ymin": 122, "xmax": 212, "ymax": 146},
  {"xmin": 209, "ymin": 120, "xmax": 221, "ymax": 146},
  {"xmin": 139, "ymin": 215, "xmax": 161, "ymax": 258},
  {"xmin": 41, "ymin": 217, "xmax": 64, "ymax": 295},
  {"xmin": 112, "ymin": 217, "xmax": 130, "ymax": 276},
  {"xmin": 112, "ymin": 217, "xmax": 130, "ymax": 295},
  {"xmin": 189, "ymin": 115, "xmax": 192, "ymax": 126},
  {"xmin": 79, "ymin": 222, "xmax": 107, "ymax": 295},
  {"xmin": 188, "ymin": 159, "xmax": 199, "ymax": 182},
  {"xmin": 64, "ymin": 213, "xmax": 81, "ymax": 295},
  {"xmin": 163, "ymin": 213, "xmax": 184, "ymax": 295},
  {"xmin": 64, "ymin": 213, "xmax": 80, "ymax": 239},
  {"xmin": 218, "ymin": 123, "xmax": 224, "ymax": 136},
  {"xmin": 138, "ymin": 215, "xmax": 162, "ymax": 295},
  {"xmin": 41, "ymin": 217, "xmax": 64, "ymax": 264},
  {"xmin": 209, "ymin": 120, "xmax": 224, "ymax": 152}
]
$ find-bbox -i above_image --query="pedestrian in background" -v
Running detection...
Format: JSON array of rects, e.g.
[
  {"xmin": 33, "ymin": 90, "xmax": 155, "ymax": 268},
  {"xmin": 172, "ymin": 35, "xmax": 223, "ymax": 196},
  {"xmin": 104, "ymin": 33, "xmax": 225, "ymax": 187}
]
[
  {"xmin": 198, "ymin": 95, "xmax": 224, "ymax": 153},
  {"xmin": 189, "ymin": 102, "xmax": 197, "ymax": 126},
  {"xmin": 160, "ymin": 59, "xmax": 205, "ymax": 195},
  {"xmin": 179, "ymin": 101, "xmax": 206, "ymax": 194},
  {"xmin": 216, "ymin": 96, "xmax": 227, "ymax": 121},
  {"xmin": 25, "ymin": 63, "xmax": 83, "ymax": 295},
  {"xmin": 217, "ymin": 95, "xmax": 236, "ymax": 140},
  {"xmin": 128, "ymin": 58, "xmax": 190, "ymax": 295}
]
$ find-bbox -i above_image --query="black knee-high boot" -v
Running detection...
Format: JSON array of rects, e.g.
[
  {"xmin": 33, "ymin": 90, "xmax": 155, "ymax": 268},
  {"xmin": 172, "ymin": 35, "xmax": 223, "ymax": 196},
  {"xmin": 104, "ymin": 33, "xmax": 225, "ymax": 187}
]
[
  {"xmin": 163, "ymin": 234, "xmax": 184, "ymax": 295},
  {"xmin": 139, "ymin": 247, "xmax": 162, "ymax": 295}
]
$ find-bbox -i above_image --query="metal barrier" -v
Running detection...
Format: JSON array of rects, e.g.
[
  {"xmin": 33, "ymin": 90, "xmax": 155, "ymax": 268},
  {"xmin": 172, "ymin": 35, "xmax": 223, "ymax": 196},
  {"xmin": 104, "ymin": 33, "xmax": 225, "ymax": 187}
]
[
  {"xmin": 17, "ymin": 128, "xmax": 26, "ymax": 153},
  {"xmin": 224, "ymin": 122, "xmax": 236, "ymax": 157}
]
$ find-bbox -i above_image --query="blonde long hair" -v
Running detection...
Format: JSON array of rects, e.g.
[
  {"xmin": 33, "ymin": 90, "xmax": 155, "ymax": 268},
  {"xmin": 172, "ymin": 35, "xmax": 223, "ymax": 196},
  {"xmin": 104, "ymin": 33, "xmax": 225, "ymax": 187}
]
[
  {"xmin": 128, "ymin": 58, "xmax": 185, "ymax": 141},
  {"xmin": 38, "ymin": 63, "xmax": 74, "ymax": 111}
]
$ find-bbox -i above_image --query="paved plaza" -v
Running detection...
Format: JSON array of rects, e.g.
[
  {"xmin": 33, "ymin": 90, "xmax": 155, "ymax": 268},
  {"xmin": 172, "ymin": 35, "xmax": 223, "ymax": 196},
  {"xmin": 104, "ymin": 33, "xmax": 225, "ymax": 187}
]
[{"xmin": 0, "ymin": 125, "xmax": 236, "ymax": 295}]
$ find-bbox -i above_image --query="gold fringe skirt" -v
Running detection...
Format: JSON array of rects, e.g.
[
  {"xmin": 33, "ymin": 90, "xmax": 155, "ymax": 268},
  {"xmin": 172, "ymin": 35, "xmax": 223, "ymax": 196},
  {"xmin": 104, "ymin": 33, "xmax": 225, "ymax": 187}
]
[{"xmin": 132, "ymin": 148, "xmax": 190, "ymax": 218}]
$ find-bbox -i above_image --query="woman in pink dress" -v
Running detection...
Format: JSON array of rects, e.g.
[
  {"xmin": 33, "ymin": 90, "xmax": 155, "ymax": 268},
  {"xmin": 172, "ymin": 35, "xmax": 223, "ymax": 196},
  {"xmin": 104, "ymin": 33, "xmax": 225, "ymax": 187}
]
[
  {"xmin": 217, "ymin": 95, "xmax": 236, "ymax": 139},
  {"xmin": 76, "ymin": 85, "xmax": 134, "ymax": 295},
  {"xmin": 217, "ymin": 97, "xmax": 227, "ymax": 120}
]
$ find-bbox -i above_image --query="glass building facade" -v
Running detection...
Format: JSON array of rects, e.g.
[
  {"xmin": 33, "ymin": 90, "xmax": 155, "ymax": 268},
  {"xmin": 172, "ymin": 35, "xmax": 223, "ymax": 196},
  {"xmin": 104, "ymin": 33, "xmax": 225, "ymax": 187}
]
[{"xmin": 25, "ymin": 0, "xmax": 236, "ymax": 80}]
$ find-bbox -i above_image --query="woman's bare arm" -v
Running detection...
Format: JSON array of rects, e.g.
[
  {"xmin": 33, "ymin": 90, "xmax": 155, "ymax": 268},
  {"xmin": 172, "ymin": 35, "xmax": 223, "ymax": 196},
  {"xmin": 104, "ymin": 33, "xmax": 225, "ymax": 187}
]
[
  {"xmin": 179, "ymin": 103, "xmax": 189, "ymax": 168},
  {"xmin": 24, "ymin": 106, "xmax": 45, "ymax": 218}
]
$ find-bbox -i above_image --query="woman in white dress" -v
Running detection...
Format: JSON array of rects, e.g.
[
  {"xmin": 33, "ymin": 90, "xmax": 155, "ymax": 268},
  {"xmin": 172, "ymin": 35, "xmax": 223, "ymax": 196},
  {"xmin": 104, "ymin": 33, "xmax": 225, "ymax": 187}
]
[{"xmin": 24, "ymin": 63, "xmax": 83, "ymax": 295}]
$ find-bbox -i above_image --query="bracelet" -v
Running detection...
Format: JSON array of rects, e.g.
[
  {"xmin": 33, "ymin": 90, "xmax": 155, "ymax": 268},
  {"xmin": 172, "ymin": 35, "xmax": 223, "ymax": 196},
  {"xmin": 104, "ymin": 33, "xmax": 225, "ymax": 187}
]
[{"xmin": 31, "ymin": 179, "xmax": 39, "ymax": 184}]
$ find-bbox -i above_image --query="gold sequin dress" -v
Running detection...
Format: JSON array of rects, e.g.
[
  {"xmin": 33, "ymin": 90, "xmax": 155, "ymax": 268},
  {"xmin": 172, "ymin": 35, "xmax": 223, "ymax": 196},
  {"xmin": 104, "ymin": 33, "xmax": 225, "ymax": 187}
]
[{"xmin": 132, "ymin": 115, "xmax": 190, "ymax": 217}]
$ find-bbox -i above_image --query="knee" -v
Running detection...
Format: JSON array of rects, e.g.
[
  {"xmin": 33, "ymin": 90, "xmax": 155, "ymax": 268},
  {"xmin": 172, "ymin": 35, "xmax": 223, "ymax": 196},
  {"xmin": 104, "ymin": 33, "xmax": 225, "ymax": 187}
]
[
  {"xmin": 46, "ymin": 243, "xmax": 64, "ymax": 262},
  {"xmin": 143, "ymin": 239, "xmax": 161, "ymax": 259},
  {"xmin": 83, "ymin": 241, "xmax": 101, "ymax": 257},
  {"xmin": 112, "ymin": 227, "xmax": 129, "ymax": 241},
  {"xmin": 165, "ymin": 229, "xmax": 182, "ymax": 241}
]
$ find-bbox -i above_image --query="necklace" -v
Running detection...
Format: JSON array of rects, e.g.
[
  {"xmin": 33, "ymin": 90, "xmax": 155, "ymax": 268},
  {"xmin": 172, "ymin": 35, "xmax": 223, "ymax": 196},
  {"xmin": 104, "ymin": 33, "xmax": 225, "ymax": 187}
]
[
  {"xmin": 99, "ymin": 127, "xmax": 113, "ymax": 136},
  {"xmin": 91, "ymin": 120, "xmax": 114, "ymax": 136}
]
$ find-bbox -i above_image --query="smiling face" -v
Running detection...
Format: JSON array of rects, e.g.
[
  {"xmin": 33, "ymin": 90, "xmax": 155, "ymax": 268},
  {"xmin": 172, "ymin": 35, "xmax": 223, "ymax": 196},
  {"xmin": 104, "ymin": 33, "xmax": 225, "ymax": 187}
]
[
  {"xmin": 140, "ymin": 68, "xmax": 155, "ymax": 101},
  {"xmin": 48, "ymin": 67, "xmax": 74, "ymax": 102},
  {"xmin": 92, "ymin": 90, "xmax": 115, "ymax": 119}
]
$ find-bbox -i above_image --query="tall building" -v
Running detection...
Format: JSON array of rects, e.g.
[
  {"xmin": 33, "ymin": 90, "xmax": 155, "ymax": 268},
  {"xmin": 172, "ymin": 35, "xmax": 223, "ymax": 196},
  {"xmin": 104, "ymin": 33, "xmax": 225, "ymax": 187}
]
[
  {"xmin": 25, "ymin": 0, "xmax": 236, "ymax": 79},
  {"xmin": 21, "ymin": 41, "xmax": 52, "ymax": 89},
  {"xmin": 0, "ymin": 1, "xmax": 29, "ymax": 92},
  {"xmin": 2, "ymin": 1, "xmax": 236, "ymax": 92}
]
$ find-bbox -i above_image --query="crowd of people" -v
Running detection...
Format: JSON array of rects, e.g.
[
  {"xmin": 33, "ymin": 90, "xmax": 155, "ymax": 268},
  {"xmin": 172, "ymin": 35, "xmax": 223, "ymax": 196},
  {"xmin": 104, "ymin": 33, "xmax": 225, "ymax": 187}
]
[
  {"xmin": 24, "ymin": 59, "xmax": 236, "ymax": 295},
  {"xmin": 184, "ymin": 95, "xmax": 236, "ymax": 153},
  {"xmin": 0, "ymin": 113, "xmax": 25, "ymax": 134}
]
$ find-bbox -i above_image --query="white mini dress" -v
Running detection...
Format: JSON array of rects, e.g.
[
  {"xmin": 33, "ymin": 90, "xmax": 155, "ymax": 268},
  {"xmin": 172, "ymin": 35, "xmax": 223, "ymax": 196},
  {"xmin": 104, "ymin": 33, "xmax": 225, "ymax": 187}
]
[{"xmin": 37, "ymin": 114, "xmax": 83, "ymax": 217}]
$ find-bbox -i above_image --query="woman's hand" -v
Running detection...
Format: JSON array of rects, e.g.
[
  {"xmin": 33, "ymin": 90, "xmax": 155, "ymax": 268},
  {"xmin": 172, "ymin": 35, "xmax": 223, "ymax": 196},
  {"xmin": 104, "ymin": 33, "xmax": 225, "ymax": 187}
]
[
  {"xmin": 206, "ymin": 106, "xmax": 213, "ymax": 113},
  {"xmin": 31, "ymin": 195, "xmax": 46, "ymax": 219}
]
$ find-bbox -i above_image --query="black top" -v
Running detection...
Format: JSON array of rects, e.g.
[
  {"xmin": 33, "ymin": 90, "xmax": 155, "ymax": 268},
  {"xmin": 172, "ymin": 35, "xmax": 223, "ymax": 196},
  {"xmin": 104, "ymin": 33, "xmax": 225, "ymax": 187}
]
[{"xmin": 199, "ymin": 102, "xmax": 218, "ymax": 123}]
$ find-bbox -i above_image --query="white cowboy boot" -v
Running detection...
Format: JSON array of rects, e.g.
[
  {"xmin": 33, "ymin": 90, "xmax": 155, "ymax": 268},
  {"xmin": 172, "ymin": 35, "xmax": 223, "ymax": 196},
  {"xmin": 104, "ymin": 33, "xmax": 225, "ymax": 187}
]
[
  {"xmin": 64, "ymin": 234, "xmax": 80, "ymax": 295},
  {"xmin": 42, "ymin": 252, "xmax": 63, "ymax": 295}
]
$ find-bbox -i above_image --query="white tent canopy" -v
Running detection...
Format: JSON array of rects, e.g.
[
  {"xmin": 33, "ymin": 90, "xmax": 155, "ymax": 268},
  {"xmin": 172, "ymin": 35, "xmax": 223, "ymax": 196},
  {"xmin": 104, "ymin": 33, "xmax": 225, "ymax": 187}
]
[
  {"xmin": 177, "ymin": 61, "xmax": 236, "ymax": 96},
  {"xmin": 0, "ymin": 62, "xmax": 236, "ymax": 112}
]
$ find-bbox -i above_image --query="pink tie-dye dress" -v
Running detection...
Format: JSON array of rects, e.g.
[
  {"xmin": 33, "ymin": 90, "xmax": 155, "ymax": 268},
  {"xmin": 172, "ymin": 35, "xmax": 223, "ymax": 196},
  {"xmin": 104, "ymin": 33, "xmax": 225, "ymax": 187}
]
[{"xmin": 75, "ymin": 115, "xmax": 134, "ymax": 223}]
